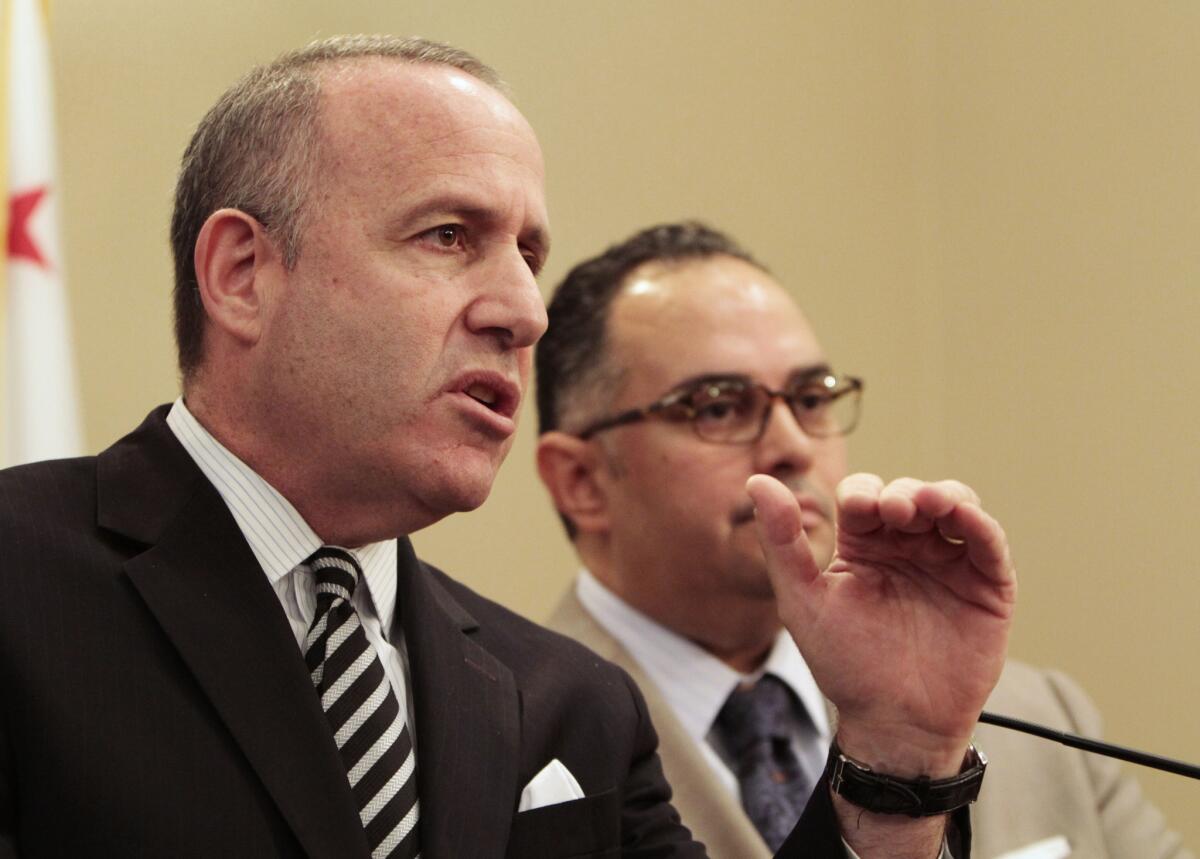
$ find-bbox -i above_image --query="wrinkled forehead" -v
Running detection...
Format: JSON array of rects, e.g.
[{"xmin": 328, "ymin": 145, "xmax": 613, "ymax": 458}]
[{"xmin": 608, "ymin": 256, "xmax": 826, "ymax": 396}]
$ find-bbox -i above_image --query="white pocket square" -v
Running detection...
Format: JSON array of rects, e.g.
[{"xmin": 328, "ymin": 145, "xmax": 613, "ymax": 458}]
[
  {"xmin": 996, "ymin": 835, "xmax": 1071, "ymax": 859},
  {"xmin": 517, "ymin": 758, "xmax": 585, "ymax": 812}
]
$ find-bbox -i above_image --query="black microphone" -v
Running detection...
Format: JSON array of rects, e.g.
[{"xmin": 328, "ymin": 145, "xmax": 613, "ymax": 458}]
[{"xmin": 979, "ymin": 710, "xmax": 1200, "ymax": 781}]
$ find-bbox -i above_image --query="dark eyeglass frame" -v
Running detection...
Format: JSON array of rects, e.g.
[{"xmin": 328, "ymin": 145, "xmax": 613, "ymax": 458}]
[{"xmin": 578, "ymin": 372, "xmax": 864, "ymax": 444}]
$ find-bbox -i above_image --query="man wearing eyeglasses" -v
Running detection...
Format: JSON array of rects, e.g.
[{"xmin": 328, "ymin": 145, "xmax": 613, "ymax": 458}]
[{"xmin": 535, "ymin": 222, "xmax": 1189, "ymax": 858}]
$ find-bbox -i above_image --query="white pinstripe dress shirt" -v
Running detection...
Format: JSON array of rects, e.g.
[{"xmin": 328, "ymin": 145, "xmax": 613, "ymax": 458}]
[{"xmin": 166, "ymin": 398, "xmax": 415, "ymax": 741}]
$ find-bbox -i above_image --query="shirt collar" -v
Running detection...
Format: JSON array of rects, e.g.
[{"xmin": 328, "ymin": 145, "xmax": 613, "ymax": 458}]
[
  {"xmin": 166, "ymin": 397, "xmax": 397, "ymax": 631},
  {"xmin": 576, "ymin": 568, "xmax": 830, "ymax": 743}
]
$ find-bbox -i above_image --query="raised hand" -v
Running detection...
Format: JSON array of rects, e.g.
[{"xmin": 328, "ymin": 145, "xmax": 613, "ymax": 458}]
[{"xmin": 747, "ymin": 472, "xmax": 1016, "ymax": 776}]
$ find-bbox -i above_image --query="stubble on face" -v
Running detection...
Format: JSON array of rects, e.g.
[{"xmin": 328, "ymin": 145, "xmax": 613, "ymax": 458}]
[
  {"xmin": 728, "ymin": 471, "xmax": 838, "ymax": 566},
  {"xmin": 593, "ymin": 257, "xmax": 847, "ymax": 656}
]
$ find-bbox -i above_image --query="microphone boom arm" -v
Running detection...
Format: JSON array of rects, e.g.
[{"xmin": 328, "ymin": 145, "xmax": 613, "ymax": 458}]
[{"xmin": 979, "ymin": 710, "xmax": 1200, "ymax": 781}]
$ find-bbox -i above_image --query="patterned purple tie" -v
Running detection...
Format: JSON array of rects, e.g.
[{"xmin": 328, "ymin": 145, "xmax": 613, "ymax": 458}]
[{"xmin": 715, "ymin": 674, "xmax": 818, "ymax": 851}]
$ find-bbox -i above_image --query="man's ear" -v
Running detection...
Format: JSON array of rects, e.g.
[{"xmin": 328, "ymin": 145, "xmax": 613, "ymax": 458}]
[
  {"xmin": 536, "ymin": 431, "xmax": 611, "ymax": 535},
  {"xmin": 193, "ymin": 208, "xmax": 280, "ymax": 346}
]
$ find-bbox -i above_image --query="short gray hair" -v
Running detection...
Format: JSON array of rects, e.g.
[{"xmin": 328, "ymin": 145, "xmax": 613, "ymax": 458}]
[{"xmin": 170, "ymin": 35, "xmax": 502, "ymax": 381}]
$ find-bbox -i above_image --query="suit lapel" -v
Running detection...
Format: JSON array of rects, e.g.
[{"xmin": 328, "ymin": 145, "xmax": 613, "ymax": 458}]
[
  {"xmin": 99, "ymin": 408, "xmax": 370, "ymax": 859},
  {"xmin": 396, "ymin": 541, "xmax": 520, "ymax": 859},
  {"xmin": 547, "ymin": 590, "xmax": 772, "ymax": 858}
]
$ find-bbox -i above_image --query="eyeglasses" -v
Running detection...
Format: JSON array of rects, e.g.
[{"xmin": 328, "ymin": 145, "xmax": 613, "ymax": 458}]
[{"xmin": 578, "ymin": 372, "xmax": 864, "ymax": 444}]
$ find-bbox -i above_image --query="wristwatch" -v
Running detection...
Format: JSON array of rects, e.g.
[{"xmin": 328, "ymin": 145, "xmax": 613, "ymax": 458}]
[{"xmin": 825, "ymin": 740, "xmax": 987, "ymax": 817}]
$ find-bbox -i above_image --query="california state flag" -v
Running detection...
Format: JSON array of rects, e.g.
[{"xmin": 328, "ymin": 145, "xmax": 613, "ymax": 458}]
[{"xmin": 2, "ymin": 0, "xmax": 82, "ymax": 466}]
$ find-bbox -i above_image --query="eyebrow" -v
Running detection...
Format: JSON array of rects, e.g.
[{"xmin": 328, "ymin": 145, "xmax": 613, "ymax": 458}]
[
  {"xmin": 786, "ymin": 363, "xmax": 834, "ymax": 386},
  {"xmin": 666, "ymin": 363, "xmax": 834, "ymax": 394}
]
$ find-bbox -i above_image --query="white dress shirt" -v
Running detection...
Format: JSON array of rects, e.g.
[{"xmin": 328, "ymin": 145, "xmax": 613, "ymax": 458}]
[
  {"xmin": 576, "ymin": 569, "xmax": 953, "ymax": 859},
  {"xmin": 576, "ymin": 568, "xmax": 830, "ymax": 796},
  {"xmin": 166, "ymin": 398, "xmax": 414, "ymax": 740}
]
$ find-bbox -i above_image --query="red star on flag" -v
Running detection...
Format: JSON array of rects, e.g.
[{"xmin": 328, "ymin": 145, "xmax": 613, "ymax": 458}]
[{"xmin": 7, "ymin": 186, "xmax": 51, "ymax": 269}]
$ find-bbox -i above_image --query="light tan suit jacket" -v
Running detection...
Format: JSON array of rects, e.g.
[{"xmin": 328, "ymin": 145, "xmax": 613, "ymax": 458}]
[{"xmin": 548, "ymin": 589, "xmax": 1191, "ymax": 859}]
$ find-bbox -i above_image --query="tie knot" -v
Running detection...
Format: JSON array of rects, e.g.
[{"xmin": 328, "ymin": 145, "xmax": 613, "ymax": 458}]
[
  {"xmin": 716, "ymin": 674, "xmax": 797, "ymax": 753},
  {"xmin": 305, "ymin": 546, "xmax": 362, "ymax": 604}
]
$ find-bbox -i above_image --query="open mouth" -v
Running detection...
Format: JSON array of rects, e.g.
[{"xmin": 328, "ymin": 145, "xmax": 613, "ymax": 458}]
[
  {"xmin": 466, "ymin": 382, "xmax": 499, "ymax": 410},
  {"xmin": 455, "ymin": 374, "xmax": 518, "ymax": 420}
]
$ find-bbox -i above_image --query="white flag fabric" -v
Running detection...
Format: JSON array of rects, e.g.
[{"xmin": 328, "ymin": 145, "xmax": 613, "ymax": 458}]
[{"xmin": 2, "ymin": 0, "xmax": 83, "ymax": 466}]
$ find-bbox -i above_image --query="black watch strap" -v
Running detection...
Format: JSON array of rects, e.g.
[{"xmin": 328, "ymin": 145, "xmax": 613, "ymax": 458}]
[{"xmin": 825, "ymin": 740, "xmax": 987, "ymax": 817}]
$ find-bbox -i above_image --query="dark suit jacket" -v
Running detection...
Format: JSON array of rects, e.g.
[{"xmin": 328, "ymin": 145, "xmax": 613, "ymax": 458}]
[{"xmin": 0, "ymin": 407, "xmax": 868, "ymax": 858}]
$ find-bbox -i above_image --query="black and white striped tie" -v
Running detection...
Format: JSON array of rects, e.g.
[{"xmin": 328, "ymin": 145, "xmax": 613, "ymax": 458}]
[{"xmin": 303, "ymin": 546, "xmax": 419, "ymax": 859}]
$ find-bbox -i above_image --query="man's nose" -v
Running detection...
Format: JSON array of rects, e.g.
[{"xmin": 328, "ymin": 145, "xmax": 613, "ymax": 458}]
[
  {"xmin": 752, "ymin": 398, "xmax": 816, "ymax": 479},
  {"xmin": 467, "ymin": 248, "xmax": 549, "ymax": 349}
]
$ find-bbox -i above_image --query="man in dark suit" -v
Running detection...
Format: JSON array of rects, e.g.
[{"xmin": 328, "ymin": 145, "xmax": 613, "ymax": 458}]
[{"xmin": 0, "ymin": 37, "xmax": 1014, "ymax": 857}]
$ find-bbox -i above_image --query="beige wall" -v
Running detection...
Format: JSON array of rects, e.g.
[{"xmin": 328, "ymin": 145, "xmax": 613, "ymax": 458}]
[{"xmin": 49, "ymin": 0, "xmax": 1198, "ymax": 846}]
